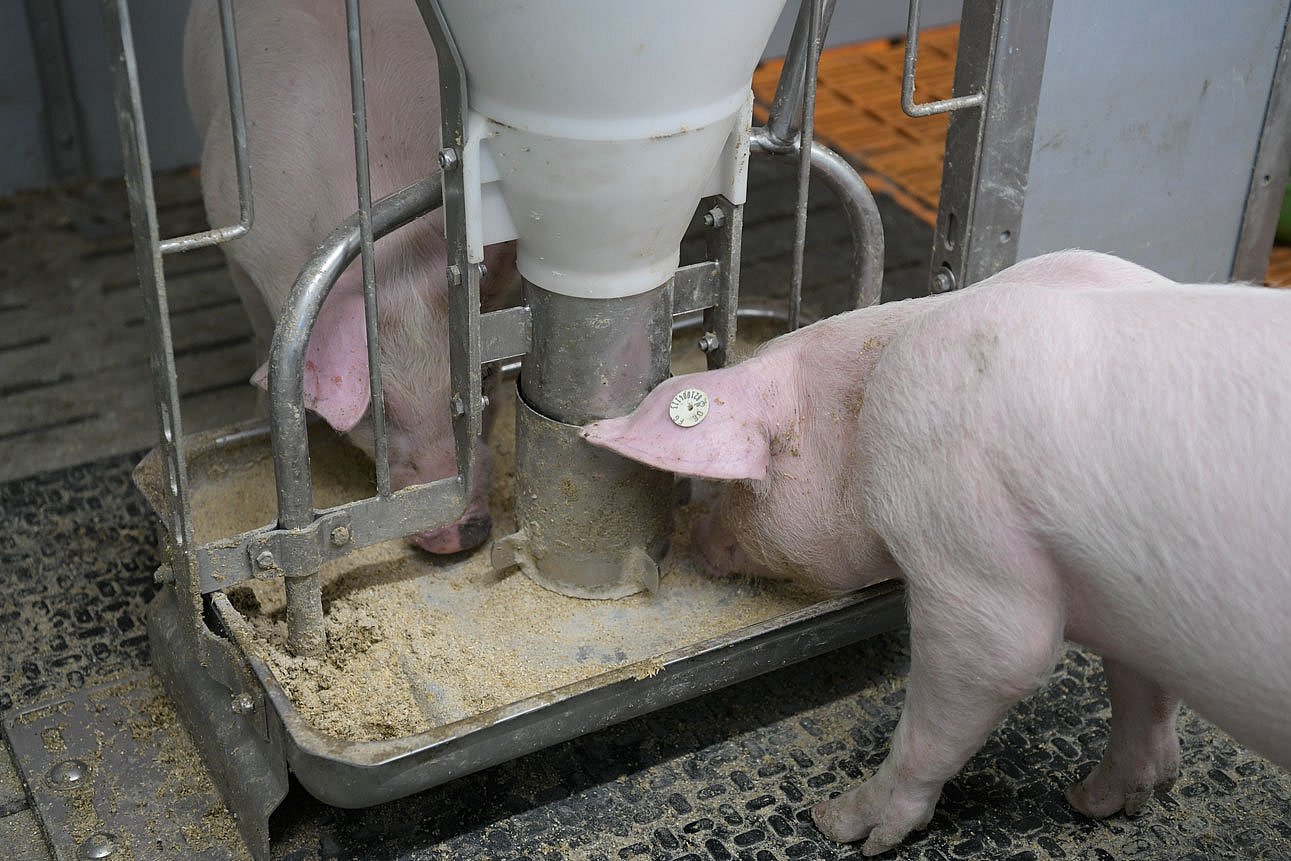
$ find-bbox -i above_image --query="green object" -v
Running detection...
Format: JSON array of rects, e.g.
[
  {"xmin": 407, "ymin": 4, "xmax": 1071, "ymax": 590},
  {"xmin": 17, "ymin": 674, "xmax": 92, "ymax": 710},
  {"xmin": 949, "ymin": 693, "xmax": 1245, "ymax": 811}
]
[{"xmin": 1276, "ymin": 180, "xmax": 1291, "ymax": 245}]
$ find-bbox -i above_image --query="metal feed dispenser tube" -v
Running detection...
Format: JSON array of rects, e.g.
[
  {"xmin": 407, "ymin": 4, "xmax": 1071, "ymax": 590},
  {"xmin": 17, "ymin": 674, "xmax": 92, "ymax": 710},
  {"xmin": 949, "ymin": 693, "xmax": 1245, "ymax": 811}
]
[{"xmin": 423, "ymin": 0, "xmax": 790, "ymax": 597}]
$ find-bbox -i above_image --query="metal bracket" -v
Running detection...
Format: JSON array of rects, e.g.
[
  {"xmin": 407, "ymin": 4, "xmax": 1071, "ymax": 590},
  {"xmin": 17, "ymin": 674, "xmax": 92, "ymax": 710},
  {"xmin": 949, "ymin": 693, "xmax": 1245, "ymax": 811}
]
[
  {"xmin": 902, "ymin": 0, "xmax": 986, "ymax": 117},
  {"xmin": 245, "ymin": 509, "xmax": 353, "ymax": 581}
]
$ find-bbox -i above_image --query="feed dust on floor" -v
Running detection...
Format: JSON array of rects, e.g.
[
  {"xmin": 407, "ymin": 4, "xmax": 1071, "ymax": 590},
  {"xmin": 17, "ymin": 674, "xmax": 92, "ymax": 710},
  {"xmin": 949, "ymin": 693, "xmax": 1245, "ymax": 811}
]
[{"xmin": 187, "ymin": 322, "xmax": 826, "ymax": 741}]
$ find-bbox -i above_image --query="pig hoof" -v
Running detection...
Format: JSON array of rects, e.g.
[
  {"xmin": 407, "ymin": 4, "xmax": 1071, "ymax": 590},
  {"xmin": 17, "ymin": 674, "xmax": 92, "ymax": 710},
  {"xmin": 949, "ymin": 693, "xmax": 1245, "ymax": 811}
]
[
  {"xmin": 811, "ymin": 786, "xmax": 931, "ymax": 854},
  {"xmin": 1065, "ymin": 761, "xmax": 1179, "ymax": 819}
]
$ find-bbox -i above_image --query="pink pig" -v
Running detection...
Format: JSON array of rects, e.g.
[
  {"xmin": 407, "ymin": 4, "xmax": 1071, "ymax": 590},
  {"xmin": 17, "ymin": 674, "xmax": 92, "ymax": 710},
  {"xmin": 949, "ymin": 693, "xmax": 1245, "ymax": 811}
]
[
  {"xmin": 184, "ymin": 0, "xmax": 516, "ymax": 553},
  {"xmin": 584, "ymin": 250, "xmax": 1291, "ymax": 855}
]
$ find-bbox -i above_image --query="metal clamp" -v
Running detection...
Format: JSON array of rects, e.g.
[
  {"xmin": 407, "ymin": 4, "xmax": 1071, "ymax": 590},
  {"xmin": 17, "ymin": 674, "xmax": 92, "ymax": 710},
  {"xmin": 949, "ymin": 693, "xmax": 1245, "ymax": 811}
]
[
  {"xmin": 245, "ymin": 510, "xmax": 352, "ymax": 581},
  {"xmin": 902, "ymin": 0, "xmax": 986, "ymax": 117}
]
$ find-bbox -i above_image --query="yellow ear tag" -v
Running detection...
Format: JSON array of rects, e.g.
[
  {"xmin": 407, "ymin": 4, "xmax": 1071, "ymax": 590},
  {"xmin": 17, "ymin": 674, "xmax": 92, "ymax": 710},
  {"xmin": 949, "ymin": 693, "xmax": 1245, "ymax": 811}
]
[{"xmin": 668, "ymin": 388, "xmax": 710, "ymax": 428}]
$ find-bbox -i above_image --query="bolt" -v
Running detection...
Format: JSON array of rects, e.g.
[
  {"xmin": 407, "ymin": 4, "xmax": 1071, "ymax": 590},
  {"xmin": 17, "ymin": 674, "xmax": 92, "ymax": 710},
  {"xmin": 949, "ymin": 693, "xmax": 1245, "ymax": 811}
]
[
  {"xmin": 255, "ymin": 550, "xmax": 276, "ymax": 571},
  {"xmin": 697, "ymin": 332, "xmax": 720, "ymax": 353},
  {"xmin": 446, "ymin": 264, "xmax": 462, "ymax": 287},
  {"xmin": 702, "ymin": 206, "xmax": 726, "ymax": 229},
  {"xmin": 481, "ymin": 394, "xmax": 491, "ymax": 409},
  {"xmin": 230, "ymin": 693, "xmax": 254, "ymax": 715},
  {"xmin": 931, "ymin": 267, "xmax": 956, "ymax": 294},
  {"xmin": 451, "ymin": 395, "xmax": 466, "ymax": 417},
  {"xmin": 49, "ymin": 759, "xmax": 88, "ymax": 787},
  {"xmin": 80, "ymin": 833, "xmax": 117, "ymax": 859},
  {"xmin": 329, "ymin": 525, "xmax": 351, "ymax": 547},
  {"xmin": 438, "ymin": 147, "xmax": 460, "ymax": 171},
  {"xmin": 477, "ymin": 262, "xmax": 488, "ymax": 280}
]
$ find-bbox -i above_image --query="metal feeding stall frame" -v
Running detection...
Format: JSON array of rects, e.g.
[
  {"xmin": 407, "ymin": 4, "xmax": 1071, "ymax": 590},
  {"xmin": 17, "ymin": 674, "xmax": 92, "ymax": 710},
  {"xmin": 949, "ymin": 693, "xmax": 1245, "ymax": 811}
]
[{"xmin": 60, "ymin": 0, "xmax": 911, "ymax": 857}]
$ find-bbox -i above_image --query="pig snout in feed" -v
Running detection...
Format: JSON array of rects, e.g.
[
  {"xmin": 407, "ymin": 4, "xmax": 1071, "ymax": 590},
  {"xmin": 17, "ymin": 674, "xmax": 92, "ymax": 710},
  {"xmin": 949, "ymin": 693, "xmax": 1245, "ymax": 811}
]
[
  {"xmin": 184, "ymin": 0, "xmax": 516, "ymax": 554},
  {"xmin": 584, "ymin": 250, "xmax": 1291, "ymax": 855}
]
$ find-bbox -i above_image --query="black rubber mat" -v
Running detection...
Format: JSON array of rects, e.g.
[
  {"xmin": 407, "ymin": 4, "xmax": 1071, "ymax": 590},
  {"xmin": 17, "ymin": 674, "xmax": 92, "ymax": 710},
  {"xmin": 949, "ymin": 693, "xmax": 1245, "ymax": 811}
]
[{"xmin": 3, "ymin": 452, "xmax": 1289, "ymax": 861}]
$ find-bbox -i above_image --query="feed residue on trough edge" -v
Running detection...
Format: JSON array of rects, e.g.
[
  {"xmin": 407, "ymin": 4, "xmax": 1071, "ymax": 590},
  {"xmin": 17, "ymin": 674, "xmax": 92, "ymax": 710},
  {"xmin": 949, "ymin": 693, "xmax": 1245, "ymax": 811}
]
[{"xmin": 186, "ymin": 322, "xmax": 825, "ymax": 741}]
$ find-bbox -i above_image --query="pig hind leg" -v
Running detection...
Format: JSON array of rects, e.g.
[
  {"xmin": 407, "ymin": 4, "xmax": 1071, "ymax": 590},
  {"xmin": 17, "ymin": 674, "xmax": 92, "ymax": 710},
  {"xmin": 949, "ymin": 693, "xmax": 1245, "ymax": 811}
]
[
  {"xmin": 1065, "ymin": 657, "xmax": 1180, "ymax": 818},
  {"xmin": 812, "ymin": 552, "xmax": 1064, "ymax": 855}
]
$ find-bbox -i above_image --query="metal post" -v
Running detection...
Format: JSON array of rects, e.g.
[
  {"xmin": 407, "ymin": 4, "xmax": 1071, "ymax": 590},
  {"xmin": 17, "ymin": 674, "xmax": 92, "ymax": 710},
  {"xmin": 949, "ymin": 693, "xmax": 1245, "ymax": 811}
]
[
  {"xmin": 1233, "ymin": 10, "xmax": 1291, "ymax": 281},
  {"xmin": 344, "ymin": 0, "xmax": 392, "ymax": 499},
  {"xmin": 493, "ymin": 282, "xmax": 675, "ymax": 598},
  {"xmin": 788, "ymin": 0, "xmax": 825, "ymax": 332},
  {"xmin": 762, "ymin": 0, "xmax": 838, "ymax": 152},
  {"xmin": 927, "ymin": 0, "xmax": 1053, "ymax": 292},
  {"xmin": 702, "ymin": 197, "xmax": 743, "ymax": 369},
  {"xmin": 100, "ymin": 0, "xmax": 201, "ymax": 631}
]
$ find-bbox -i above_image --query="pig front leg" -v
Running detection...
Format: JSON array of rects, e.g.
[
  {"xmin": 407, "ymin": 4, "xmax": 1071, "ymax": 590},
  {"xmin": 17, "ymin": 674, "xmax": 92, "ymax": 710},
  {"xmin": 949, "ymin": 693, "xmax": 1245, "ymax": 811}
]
[
  {"xmin": 813, "ymin": 552, "xmax": 1065, "ymax": 855},
  {"xmin": 1065, "ymin": 657, "xmax": 1181, "ymax": 818}
]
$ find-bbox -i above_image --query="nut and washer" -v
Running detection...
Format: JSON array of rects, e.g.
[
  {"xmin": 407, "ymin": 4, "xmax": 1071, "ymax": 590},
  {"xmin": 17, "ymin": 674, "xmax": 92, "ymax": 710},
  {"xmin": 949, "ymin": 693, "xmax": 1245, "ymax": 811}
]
[
  {"xmin": 451, "ymin": 395, "xmax": 466, "ymax": 417},
  {"xmin": 931, "ymin": 267, "xmax": 956, "ymax": 294},
  {"xmin": 697, "ymin": 332, "xmax": 720, "ymax": 353},
  {"xmin": 254, "ymin": 550, "xmax": 276, "ymax": 571},
  {"xmin": 446, "ymin": 264, "xmax": 463, "ymax": 287},
  {"xmin": 230, "ymin": 693, "xmax": 255, "ymax": 715},
  {"xmin": 438, "ymin": 147, "xmax": 460, "ymax": 171},
  {"xmin": 329, "ymin": 525, "xmax": 352, "ymax": 547},
  {"xmin": 702, "ymin": 206, "xmax": 726, "ymax": 229}
]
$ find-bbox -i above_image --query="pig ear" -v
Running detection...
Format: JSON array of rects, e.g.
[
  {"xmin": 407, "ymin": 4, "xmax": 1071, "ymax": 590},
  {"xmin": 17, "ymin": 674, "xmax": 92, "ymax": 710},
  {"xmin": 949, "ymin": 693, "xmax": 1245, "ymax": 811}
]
[
  {"xmin": 249, "ymin": 290, "xmax": 372, "ymax": 432},
  {"xmin": 581, "ymin": 373, "xmax": 772, "ymax": 481}
]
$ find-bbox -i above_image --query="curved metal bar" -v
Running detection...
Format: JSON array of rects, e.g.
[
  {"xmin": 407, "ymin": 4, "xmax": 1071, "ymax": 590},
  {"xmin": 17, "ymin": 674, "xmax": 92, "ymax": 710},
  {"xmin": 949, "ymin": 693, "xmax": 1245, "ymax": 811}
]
[
  {"xmin": 750, "ymin": 128, "xmax": 885, "ymax": 309},
  {"xmin": 763, "ymin": 0, "xmax": 839, "ymax": 152},
  {"xmin": 266, "ymin": 174, "xmax": 442, "ymax": 656},
  {"xmin": 159, "ymin": 0, "xmax": 253, "ymax": 255},
  {"xmin": 267, "ymin": 174, "xmax": 442, "ymax": 526},
  {"xmin": 902, "ymin": 0, "xmax": 984, "ymax": 118}
]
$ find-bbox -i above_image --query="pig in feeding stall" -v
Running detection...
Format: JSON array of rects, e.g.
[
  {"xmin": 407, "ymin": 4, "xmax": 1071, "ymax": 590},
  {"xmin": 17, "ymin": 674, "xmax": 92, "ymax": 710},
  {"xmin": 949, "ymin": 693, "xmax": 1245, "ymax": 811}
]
[
  {"xmin": 586, "ymin": 249, "xmax": 1291, "ymax": 855},
  {"xmin": 185, "ymin": 0, "xmax": 519, "ymax": 555}
]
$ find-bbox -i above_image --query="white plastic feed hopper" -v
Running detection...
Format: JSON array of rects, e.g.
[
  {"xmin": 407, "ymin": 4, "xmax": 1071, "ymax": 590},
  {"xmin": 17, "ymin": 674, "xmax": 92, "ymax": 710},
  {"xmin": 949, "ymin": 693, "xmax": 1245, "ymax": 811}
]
[{"xmin": 437, "ymin": 0, "xmax": 790, "ymax": 597}]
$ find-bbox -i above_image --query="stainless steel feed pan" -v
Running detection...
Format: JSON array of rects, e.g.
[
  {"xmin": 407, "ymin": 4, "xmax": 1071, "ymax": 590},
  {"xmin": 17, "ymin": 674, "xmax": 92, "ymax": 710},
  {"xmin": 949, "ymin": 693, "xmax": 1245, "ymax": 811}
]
[{"xmin": 135, "ymin": 405, "xmax": 904, "ymax": 813}]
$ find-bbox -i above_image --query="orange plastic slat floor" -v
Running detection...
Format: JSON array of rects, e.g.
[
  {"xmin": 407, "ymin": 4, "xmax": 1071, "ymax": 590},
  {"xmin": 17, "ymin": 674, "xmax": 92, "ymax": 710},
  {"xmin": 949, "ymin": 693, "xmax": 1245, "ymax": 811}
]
[{"xmin": 753, "ymin": 25, "xmax": 1291, "ymax": 286}]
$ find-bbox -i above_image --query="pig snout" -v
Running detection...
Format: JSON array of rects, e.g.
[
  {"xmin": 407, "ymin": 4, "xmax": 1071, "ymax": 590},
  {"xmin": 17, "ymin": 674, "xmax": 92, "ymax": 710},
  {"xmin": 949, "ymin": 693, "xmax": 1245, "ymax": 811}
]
[
  {"xmin": 691, "ymin": 505, "xmax": 769, "ymax": 579},
  {"xmin": 410, "ymin": 505, "xmax": 492, "ymax": 555},
  {"xmin": 401, "ymin": 438, "xmax": 494, "ymax": 555}
]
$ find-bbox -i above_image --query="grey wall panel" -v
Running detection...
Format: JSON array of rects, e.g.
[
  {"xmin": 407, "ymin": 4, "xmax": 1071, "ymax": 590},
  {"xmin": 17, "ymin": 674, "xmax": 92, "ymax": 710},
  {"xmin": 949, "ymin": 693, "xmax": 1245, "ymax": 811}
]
[
  {"xmin": 0, "ymin": 0, "xmax": 199, "ymax": 195},
  {"xmin": 763, "ymin": 0, "xmax": 961, "ymax": 56},
  {"xmin": 1, "ymin": 0, "xmax": 960, "ymax": 195},
  {"xmin": 0, "ymin": 2, "xmax": 48, "ymax": 193},
  {"xmin": 63, "ymin": 0, "xmax": 200, "ymax": 184},
  {"xmin": 1017, "ymin": 0, "xmax": 1291, "ymax": 282}
]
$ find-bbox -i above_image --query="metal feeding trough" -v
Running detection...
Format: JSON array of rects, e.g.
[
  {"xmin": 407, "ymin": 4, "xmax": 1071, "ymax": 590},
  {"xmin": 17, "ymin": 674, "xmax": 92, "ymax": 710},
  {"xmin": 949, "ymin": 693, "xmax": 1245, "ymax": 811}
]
[{"xmin": 100, "ymin": 0, "xmax": 898, "ymax": 856}]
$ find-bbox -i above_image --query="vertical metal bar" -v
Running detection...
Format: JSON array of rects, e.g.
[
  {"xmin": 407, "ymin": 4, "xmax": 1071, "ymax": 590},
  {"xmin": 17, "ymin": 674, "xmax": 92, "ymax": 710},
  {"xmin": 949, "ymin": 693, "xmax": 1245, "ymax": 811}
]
[
  {"xmin": 415, "ymin": 0, "xmax": 481, "ymax": 498},
  {"xmin": 763, "ymin": 0, "xmax": 838, "ymax": 150},
  {"xmin": 344, "ymin": 0, "xmax": 392, "ymax": 499},
  {"xmin": 788, "ymin": 0, "xmax": 824, "ymax": 332},
  {"xmin": 218, "ymin": 0, "xmax": 252, "ymax": 235},
  {"xmin": 100, "ymin": 0, "xmax": 201, "ymax": 626},
  {"xmin": 1233, "ymin": 8, "xmax": 1291, "ymax": 281},
  {"xmin": 158, "ymin": 0, "xmax": 254, "ymax": 255},
  {"xmin": 703, "ymin": 197, "xmax": 743, "ymax": 370},
  {"xmin": 929, "ymin": 0, "xmax": 1053, "ymax": 292}
]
